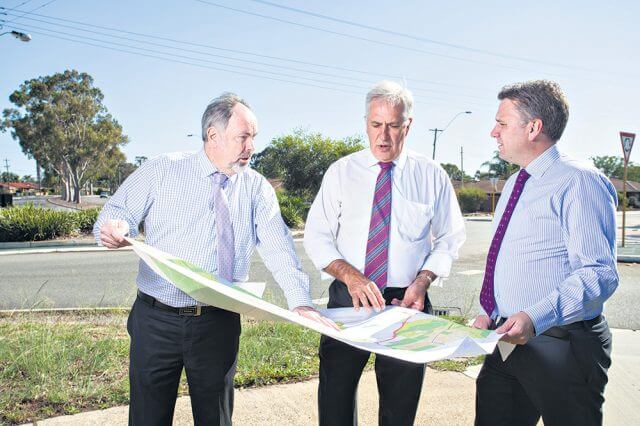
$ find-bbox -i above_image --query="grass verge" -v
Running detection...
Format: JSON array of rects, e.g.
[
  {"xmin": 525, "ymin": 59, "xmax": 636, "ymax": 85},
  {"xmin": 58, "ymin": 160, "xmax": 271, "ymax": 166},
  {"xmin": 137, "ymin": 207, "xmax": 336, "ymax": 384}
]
[{"xmin": 0, "ymin": 311, "xmax": 482, "ymax": 425}]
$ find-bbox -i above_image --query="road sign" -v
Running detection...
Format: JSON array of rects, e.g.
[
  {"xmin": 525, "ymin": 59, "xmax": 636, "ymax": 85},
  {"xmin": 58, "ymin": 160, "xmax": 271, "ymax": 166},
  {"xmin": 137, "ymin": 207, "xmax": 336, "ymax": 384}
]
[{"xmin": 620, "ymin": 131, "xmax": 636, "ymax": 164}]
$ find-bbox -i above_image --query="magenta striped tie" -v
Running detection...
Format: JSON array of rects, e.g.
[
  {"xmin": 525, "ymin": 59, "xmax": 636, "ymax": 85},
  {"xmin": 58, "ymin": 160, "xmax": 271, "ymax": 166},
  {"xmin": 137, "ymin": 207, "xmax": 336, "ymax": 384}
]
[
  {"xmin": 479, "ymin": 169, "xmax": 531, "ymax": 316},
  {"xmin": 364, "ymin": 162, "xmax": 393, "ymax": 290}
]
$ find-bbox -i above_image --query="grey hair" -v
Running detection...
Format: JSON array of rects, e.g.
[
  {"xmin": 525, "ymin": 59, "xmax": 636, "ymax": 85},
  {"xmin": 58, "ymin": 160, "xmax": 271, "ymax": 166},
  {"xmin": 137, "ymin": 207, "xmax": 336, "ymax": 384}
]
[
  {"xmin": 201, "ymin": 92, "xmax": 252, "ymax": 142},
  {"xmin": 365, "ymin": 81, "xmax": 414, "ymax": 121},
  {"xmin": 498, "ymin": 80, "xmax": 569, "ymax": 142}
]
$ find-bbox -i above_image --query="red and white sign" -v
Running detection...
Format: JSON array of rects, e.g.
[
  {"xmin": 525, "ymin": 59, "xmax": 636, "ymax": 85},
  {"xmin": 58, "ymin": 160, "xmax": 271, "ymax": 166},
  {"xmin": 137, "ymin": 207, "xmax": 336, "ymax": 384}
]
[{"xmin": 620, "ymin": 132, "xmax": 636, "ymax": 164}]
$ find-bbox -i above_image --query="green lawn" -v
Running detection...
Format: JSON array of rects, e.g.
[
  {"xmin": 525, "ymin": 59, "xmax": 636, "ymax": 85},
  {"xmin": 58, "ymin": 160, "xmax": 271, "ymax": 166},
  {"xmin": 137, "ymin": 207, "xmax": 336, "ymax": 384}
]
[{"xmin": 0, "ymin": 311, "xmax": 482, "ymax": 425}]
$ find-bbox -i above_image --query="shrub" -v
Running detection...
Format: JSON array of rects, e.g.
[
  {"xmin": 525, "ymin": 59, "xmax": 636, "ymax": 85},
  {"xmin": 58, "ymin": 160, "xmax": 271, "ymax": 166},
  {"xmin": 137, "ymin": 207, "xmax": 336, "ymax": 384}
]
[
  {"xmin": 457, "ymin": 187, "xmax": 487, "ymax": 213},
  {"xmin": 277, "ymin": 191, "xmax": 309, "ymax": 229},
  {"xmin": 74, "ymin": 208, "xmax": 100, "ymax": 233},
  {"xmin": 0, "ymin": 204, "xmax": 77, "ymax": 242},
  {"xmin": 0, "ymin": 205, "xmax": 102, "ymax": 242}
]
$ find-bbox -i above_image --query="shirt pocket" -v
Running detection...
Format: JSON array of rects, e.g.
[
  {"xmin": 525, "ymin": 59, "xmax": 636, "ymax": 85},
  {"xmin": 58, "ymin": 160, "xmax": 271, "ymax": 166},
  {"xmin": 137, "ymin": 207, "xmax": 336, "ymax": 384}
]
[{"xmin": 396, "ymin": 200, "xmax": 433, "ymax": 242}]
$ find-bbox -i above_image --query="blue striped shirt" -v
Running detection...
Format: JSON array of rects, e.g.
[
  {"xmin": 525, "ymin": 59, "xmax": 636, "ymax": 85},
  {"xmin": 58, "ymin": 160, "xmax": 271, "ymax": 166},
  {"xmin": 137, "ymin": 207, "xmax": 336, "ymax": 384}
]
[
  {"xmin": 93, "ymin": 149, "xmax": 313, "ymax": 309},
  {"xmin": 487, "ymin": 145, "xmax": 619, "ymax": 334}
]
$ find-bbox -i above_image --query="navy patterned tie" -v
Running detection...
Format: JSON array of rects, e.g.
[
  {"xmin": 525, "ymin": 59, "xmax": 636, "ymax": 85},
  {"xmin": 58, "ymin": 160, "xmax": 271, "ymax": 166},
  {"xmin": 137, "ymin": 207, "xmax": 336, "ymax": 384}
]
[{"xmin": 480, "ymin": 169, "xmax": 531, "ymax": 316}]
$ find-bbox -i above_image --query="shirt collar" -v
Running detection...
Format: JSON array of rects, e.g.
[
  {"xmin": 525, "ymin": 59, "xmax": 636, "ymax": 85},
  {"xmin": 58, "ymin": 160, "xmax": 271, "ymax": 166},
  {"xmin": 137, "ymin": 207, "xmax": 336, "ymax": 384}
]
[
  {"xmin": 197, "ymin": 148, "xmax": 217, "ymax": 177},
  {"xmin": 524, "ymin": 144, "xmax": 560, "ymax": 179},
  {"xmin": 196, "ymin": 148, "xmax": 239, "ymax": 183},
  {"xmin": 364, "ymin": 147, "xmax": 408, "ymax": 171}
]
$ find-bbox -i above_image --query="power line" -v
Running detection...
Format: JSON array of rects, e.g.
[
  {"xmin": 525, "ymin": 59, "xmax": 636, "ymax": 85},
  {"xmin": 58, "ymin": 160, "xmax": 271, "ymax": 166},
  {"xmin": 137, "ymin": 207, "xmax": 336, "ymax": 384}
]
[
  {"xmin": 4, "ymin": 12, "xmax": 492, "ymax": 103},
  {"xmin": 247, "ymin": 0, "xmax": 600, "ymax": 73},
  {"xmin": 194, "ymin": 0, "xmax": 565, "ymax": 77},
  {"xmin": 3, "ymin": 0, "xmax": 36, "ymax": 12},
  {"xmin": 5, "ymin": 22, "xmax": 487, "ymax": 112},
  {"xmin": 2, "ymin": 0, "xmax": 56, "ymax": 25},
  {"xmin": 2, "ymin": 8, "xmax": 490, "ymax": 93}
]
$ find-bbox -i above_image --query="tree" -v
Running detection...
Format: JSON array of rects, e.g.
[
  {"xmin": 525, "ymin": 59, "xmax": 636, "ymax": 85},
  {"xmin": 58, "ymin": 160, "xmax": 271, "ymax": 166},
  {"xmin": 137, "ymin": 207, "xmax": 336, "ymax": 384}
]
[
  {"xmin": 591, "ymin": 156, "xmax": 623, "ymax": 178},
  {"xmin": 1, "ymin": 70, "xmax": 128, "ymax": 203},
  {"xmin": 1, "ymin": 172, "xmax": 20, "ymax": 182},
  {"xmin": 252, "ymin": 129, "xmax": 364, "ymax": 198},
  {"xmin": 591, "ymin": 156, "xmax": 640, "ymax": 182},
  {"xmin": 440, "ymin": 163, "xmax": 472, "ymax": 181},
  {"xmin": 475, "ymin": 151, "xmax": 519, "ymax": 179}
]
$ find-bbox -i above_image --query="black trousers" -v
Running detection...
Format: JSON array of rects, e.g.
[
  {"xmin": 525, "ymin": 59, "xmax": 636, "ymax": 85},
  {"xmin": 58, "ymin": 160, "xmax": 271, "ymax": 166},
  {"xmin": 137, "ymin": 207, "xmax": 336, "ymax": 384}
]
[
  {"xmin": 318, "ymin": 280, "xmax": 432, "ymax": 426},
  {"xmin": 127, "ymin": 296, "xmax": 241, "ymax": 426},
  {"xmin": 475, "ymin": 317, "xmax": 612, "ymax": 426}
]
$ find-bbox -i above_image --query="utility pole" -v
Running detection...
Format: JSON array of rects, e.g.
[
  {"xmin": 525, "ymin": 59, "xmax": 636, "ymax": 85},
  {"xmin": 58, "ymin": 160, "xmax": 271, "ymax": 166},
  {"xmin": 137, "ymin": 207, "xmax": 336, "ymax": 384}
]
[
  {"xmin": 460, "ymin": 146, "xmax": 464, "ymax": 187},
  {"xmin": 3, "ymin": 158, "xmax": 9, "ymax": 175},
  {"xmin": 429, "ymin": 128, "xmax": 443, "ymax": 160}
]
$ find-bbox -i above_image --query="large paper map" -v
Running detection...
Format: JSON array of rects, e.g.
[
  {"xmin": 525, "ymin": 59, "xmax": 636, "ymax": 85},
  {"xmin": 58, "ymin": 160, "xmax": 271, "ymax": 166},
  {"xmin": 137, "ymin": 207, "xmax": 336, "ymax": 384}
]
[{"xmin": 126, "ymin": 238, "xmax": 501, "ymax": 363}]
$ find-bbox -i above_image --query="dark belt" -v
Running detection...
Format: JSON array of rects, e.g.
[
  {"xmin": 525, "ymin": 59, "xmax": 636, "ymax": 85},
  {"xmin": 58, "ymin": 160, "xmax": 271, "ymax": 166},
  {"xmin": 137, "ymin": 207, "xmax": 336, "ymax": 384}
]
[
  {"xmin": 495, "ymin": 315, "xmax": 603, "ymax": 339},
  {"xmin": 137, "ymin": 290, "xmax": 216, "ymax": 316}
]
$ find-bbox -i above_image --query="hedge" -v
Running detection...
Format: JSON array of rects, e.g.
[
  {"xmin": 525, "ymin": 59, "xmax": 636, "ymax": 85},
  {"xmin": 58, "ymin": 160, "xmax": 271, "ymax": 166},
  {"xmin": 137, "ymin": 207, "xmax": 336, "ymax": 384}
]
[{"xmin": 0, "ymin": 205, "xmax": 101, "ymax": 242}]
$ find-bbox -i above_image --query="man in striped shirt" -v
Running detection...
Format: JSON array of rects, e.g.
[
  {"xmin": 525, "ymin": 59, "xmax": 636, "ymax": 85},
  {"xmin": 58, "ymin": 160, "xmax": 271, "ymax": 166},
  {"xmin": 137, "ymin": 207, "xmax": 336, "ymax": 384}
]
[
  {"xmin": 94, "ymin": 93, "xmax": 334, "ymax": 426},
  {"xmin": 473, "ymin": 80, "xmax": 618, "ymax": 426}
]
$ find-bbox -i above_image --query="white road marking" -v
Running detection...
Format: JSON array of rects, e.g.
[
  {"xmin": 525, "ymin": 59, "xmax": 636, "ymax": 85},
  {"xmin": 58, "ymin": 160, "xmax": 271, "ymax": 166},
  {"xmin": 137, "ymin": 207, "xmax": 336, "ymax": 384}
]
[{"xmin": 457, "ymin": 269, "xmax": 484, "ymax": 276}]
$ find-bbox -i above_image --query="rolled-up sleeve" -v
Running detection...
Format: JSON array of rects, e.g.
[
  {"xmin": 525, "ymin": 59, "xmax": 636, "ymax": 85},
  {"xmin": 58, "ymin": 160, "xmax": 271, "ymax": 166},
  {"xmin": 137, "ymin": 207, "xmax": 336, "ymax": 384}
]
[
  {"xmin": 303, "ymin": 163, "xmax": 344, "ymax": 271},
  {"xmin": 421, "ymin": 169, "xmax": 466, "ymax": 278}
]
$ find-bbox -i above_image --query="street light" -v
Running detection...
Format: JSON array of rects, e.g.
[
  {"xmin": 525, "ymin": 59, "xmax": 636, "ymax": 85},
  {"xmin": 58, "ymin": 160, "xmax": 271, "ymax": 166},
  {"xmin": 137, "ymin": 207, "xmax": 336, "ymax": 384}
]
[
  {"xmin": 430, "ymin": 111, "xmax": 472, "ymax": 160},
  {"xmin": 0, "ymin": 30, "xmax": 31, "ymax": 42}
]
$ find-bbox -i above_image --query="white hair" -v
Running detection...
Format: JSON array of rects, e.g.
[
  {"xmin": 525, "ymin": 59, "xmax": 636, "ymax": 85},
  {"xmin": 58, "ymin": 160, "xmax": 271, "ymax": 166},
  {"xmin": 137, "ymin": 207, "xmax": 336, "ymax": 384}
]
[{"xmin": 365, "ymin": 81, "xmax": 414, "ymax": 121}]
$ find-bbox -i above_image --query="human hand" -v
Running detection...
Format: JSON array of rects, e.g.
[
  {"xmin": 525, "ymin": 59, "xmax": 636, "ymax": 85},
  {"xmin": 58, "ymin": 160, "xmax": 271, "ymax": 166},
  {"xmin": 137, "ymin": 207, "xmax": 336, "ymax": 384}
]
[
  {"xmin": 496, "ymin": 312, "xmax": 535, "ymax": 345},
  {"xmin": 344, "ymin": 275, "xmax": 385, "ymax": 313},
  {"xmin": 472, "ymin": 315, "xmax": 493, "ymax": 330},
  {"xmin": 390, "ymin": 275, "xmax": 430, "ymax": 311},
  {"xmin": 99, "ymin": 219, "xmax": 131, "ymax": 249},
  {"xmin": 293, "ymin": 306, "xmax": 340, "ymax": 331}
]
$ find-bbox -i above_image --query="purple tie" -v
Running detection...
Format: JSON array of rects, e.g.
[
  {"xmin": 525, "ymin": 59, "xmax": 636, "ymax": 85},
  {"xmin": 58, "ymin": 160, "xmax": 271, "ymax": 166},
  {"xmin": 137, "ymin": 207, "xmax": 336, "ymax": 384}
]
[
  {"xmin": 480, "ymin": 169, "xmax": 531, "ymax": 316},
  {"xmin": 212, "ymin": 172, "xmax": 234, "ymax": 283},
  {"xmin": 364, "ymin": 162, "xmax": 393, "ymax": 290}
]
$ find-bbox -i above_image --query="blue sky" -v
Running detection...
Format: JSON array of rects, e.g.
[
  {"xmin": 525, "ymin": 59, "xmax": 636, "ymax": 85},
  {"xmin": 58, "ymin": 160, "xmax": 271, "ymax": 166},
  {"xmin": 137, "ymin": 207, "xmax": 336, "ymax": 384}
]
[{"xmin": 1, "ymin": 0, "xmax": 639, "ymax": 179}]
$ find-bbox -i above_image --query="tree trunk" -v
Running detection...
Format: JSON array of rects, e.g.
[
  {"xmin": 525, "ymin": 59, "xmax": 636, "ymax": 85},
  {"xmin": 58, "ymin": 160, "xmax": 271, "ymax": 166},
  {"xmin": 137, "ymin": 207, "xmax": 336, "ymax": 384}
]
[{"xmin": 69, "ymin": 167, "xmax": 82, "ymax": 204}]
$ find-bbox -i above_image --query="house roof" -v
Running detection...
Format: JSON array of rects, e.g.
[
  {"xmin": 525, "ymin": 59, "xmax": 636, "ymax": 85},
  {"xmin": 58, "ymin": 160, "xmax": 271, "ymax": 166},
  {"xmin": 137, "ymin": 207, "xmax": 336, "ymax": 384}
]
[
  {"xmin": 610, "ymin": 178, "xmax": 640, "ymax": 193},
  {"xmin": 0, "ymin": 182, "xmax": 40, "ymax": 190}
]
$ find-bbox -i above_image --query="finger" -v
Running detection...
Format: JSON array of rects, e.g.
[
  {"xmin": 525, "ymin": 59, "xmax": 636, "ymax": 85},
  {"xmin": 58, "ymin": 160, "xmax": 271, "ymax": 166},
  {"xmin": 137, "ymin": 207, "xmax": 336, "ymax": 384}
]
[
  {"xmin": 322, "ymin": 317, "xmax": 340, "ymax": 331},
  {"xmin": 369, "ymin": 283, "xmax": 386, "ymax": 308},
  {"xmin": 390, "ymin": 298, "xmax": 401, "ymax": 306},
  {"xmin": 351, "ymin": 296, "xmax": 361, "ymax": 311},
  {"xmin": 100, "ymin": 235, "xmax": 118, "ymax": 248},
  {"xmin": 411, "ymin": 301, "xmax": 424, "ymax": 311},
  {"xmin": 362, "ymin": 286, "xmax": 382, "ymax": 311},
  {"xmin": 358, "ymin": 293, "xmax": 371, "ymax": 313},
  {"xmin": 495, "ymin": 320, "xmax": 514, "ymax": 334}
]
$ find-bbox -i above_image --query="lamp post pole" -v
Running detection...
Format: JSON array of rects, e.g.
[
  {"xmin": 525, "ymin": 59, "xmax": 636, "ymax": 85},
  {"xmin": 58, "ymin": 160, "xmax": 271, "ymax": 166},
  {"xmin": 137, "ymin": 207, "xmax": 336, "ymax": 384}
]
[{"xmin": 429, "ymin": 111, "xmax": 472, "ymax": 160}]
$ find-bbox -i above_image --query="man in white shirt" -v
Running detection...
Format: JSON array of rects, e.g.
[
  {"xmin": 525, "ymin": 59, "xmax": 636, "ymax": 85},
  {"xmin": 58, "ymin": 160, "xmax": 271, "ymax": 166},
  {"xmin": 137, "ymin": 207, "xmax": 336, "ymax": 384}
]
[{"xmin": 304, "ymin": 81, "xmax": 466, "ymax": 425}]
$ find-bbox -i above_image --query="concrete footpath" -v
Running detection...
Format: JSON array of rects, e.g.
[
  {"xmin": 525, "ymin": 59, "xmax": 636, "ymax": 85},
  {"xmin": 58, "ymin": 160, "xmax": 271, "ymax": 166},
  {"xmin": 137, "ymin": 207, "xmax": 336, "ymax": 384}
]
[{"xmin": 23, "ymin": 329, "xmax": 640, "ymax": 426}]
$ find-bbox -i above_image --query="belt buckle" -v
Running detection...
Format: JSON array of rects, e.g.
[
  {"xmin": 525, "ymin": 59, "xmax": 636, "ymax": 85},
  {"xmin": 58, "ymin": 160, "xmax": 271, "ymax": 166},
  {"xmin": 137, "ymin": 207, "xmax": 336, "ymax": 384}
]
[{"xmin": 178, "ymin": 305, "xmax": 202, "ymax": 316}]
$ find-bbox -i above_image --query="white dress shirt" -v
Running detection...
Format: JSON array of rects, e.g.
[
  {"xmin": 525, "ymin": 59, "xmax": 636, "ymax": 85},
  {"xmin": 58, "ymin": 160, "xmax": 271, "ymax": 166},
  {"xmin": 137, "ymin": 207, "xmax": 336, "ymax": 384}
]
[{"xmin": 304, "ymin": 148, "xmax": 466, "ymax": 287}]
